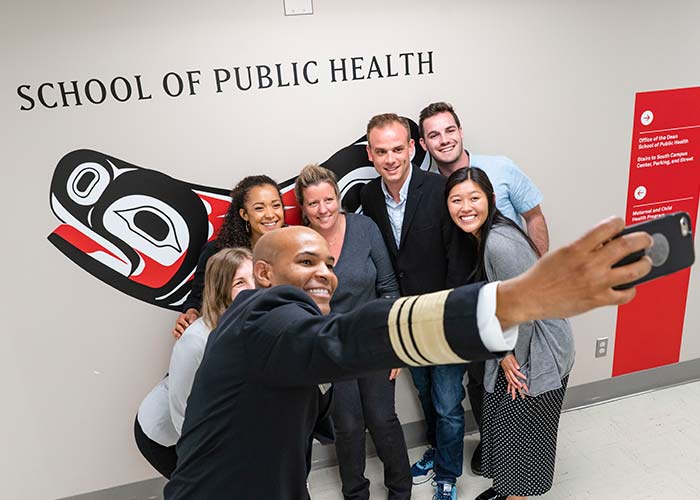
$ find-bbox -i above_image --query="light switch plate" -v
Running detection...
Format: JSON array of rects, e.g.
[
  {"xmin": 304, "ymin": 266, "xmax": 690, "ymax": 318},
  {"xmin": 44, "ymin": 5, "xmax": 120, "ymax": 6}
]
[{"xmin": 284, "ymin": 0, "xmax": 313, "ymax": 16}]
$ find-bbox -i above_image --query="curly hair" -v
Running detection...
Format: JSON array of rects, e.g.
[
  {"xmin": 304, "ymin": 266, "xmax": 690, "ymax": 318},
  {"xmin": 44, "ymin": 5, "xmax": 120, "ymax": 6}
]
[{"xmin": 216, "ymin": 175, "xmax": 281, "ymax": 250}]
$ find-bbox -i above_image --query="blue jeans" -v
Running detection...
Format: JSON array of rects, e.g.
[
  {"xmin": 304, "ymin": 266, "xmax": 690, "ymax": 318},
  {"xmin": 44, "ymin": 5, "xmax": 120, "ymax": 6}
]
[{"xmin": 409, "ymin": 364, "xmax": 467, "ymax": 483}]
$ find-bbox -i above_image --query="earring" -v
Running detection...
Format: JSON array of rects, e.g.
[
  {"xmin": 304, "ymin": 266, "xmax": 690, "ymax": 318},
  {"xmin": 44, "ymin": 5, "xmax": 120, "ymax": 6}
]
[{"xmin": 245, "ymin": 220, "xmax": 250, "ymax": 234}]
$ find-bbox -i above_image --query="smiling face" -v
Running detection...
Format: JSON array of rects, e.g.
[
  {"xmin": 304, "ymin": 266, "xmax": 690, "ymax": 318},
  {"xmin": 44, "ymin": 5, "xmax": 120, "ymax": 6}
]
[
  {"xmin": 420, "ymin": 111, "xmax": 465, "ymax": 168},
  {"xmin": 254, "ymin": 226, "xmax": 338, "ymax": 315},
  {"xmin": 366, "ymin": 122, "xmax": 414, "ymax": 193},
  {"xmin": 301, "ymin": 181, "xmax": 340, "ymax": 233},
  {"xmin": 447, "ymin": 179, "xmax": 491, "ymax": 239},
  {"xmin": 230, "ymin": 258, "xmax": 254, "ymax": 301},
  {"xmin": 239, "ymin": 184, "xmax": 285, "ymax": 244}
]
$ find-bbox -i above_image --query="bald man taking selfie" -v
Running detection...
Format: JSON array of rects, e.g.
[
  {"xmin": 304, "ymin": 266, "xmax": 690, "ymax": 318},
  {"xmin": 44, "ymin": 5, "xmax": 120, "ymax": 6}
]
[{"xmin": 165, "ymin": 222, "xmax": 652, "ymax": 500}]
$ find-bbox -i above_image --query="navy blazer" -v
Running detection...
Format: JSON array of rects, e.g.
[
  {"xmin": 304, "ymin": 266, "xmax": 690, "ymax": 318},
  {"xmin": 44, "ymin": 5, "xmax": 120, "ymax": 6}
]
[
  {"xmin": 166, "ymin": 284, "xmax": 491, "ymax": 500},
  {"xmin": 361, "ymin": 165, "xmax": 462, "ymax": 296}
]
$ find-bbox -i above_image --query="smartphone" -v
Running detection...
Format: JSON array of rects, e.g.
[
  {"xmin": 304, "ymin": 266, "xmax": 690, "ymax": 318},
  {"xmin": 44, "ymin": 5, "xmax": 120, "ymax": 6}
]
[{"xmin": 612, "ymin": 211, "xmax": 695, "ymax": 290}]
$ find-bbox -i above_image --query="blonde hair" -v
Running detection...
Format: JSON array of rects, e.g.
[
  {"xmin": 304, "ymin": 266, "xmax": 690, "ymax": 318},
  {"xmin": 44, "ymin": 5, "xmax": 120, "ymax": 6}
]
[
  {"xmin": 201, "ymin": 247, "xmax": 253, "ymax": 329},
  {"xmin": 293, "ymin": 163, "xmax": 340, "ymax": 208}
]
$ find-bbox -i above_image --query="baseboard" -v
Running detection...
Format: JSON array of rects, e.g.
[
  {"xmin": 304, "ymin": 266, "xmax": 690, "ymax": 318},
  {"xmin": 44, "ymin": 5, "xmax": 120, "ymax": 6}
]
[{"xmin": 57, "ymin": 357, "xmax": 700, "ymax": 500}]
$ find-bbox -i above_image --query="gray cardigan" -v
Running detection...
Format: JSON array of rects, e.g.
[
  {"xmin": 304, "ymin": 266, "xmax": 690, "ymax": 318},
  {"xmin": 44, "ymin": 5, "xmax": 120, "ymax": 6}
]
[
  {"xmin": 483, "ymin": 224, "xmax": 575, "ymax": 397},
  {"xmin": 330, "ymin": 212, "xmax": 400, "ymax": 314}
]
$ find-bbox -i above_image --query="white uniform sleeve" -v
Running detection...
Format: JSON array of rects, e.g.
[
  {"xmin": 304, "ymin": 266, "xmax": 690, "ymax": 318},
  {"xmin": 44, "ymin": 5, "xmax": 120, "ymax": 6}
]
[{"xmin": 476, "ymin": 281, "xmax": 518, "ymax": 352}]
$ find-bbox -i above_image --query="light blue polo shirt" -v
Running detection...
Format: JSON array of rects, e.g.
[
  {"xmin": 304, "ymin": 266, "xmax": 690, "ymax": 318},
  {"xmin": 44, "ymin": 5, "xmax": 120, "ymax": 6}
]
[{"xmin": 431, "ymin": 152, "xmax": 542, "ymax": 227}]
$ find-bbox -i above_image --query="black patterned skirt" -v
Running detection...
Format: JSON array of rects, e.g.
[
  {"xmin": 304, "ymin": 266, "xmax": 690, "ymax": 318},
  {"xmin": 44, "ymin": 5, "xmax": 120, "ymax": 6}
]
[{"xmin": 480, "ymin": 370, "xmax": 569, "ymax": 497}]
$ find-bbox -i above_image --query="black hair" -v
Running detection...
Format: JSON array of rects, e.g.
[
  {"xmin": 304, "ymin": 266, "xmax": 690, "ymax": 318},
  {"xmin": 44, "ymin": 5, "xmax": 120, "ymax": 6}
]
[
  {"xmin": 445, "ymin": 166, "xmax": 540, "ymax": 281},
  {"xmin": 216, "ymin": 175, "xmax": 281, "ymax": 250}
]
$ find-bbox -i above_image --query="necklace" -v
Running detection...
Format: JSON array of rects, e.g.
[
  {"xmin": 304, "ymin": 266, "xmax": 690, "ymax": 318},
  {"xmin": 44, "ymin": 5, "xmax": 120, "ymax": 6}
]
[
  {"xmin": 326, "ymin": 231, "xmax": 343, "ymax": 245},
  {"xmin": 321, "ymin": 216, "xmax": 345, "ymax": 247}
]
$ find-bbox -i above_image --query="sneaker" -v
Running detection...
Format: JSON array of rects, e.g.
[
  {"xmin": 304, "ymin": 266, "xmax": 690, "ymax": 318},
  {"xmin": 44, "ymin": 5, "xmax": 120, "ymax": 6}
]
[
  {"xmin": 474, "ymin": 487, "xmax": 502, "ymax": 500},
  {"xmin": 411, "ymin": 447, "xmax": 435, "ymax": 485},
  {"xmin": 433, "ymin": 481, "xmax": 457, "ymax": 500}
]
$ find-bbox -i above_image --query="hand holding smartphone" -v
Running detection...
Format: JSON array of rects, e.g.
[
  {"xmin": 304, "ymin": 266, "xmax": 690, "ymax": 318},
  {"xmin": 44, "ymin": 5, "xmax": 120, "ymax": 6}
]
[{"xmin": 612, "ymin": 212, "xmax": 695, "ymax": 290}]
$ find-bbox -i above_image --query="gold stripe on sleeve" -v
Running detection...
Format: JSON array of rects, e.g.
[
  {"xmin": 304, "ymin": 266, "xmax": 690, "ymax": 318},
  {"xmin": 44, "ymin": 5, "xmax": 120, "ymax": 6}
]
[
  {"xmin": 388, "ymin": 297, "xmax": 421, "ymax": 366},
  {"xmin": 410, "ymin": 289, "xmax": 466, "ymax": 365},
  {"xmin": 397, "ymin": 296, "xmax": 432, "ymax": 365}
]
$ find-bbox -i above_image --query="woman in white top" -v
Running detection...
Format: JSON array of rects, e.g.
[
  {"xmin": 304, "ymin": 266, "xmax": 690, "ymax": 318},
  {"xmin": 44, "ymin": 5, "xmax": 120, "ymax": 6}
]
[{"xmin": 134, "ymin": 247, "xmax": 254, "ymax": 478}]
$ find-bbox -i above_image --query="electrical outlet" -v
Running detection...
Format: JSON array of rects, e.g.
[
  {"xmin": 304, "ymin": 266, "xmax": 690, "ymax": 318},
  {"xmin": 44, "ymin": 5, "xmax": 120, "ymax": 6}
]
[{"xmin": 595, "ymin": 337, "xmax": 609, "ymax": 358}]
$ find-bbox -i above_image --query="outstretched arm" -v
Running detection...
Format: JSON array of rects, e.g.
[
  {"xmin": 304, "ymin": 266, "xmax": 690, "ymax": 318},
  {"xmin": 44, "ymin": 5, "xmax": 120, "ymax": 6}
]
[
  {"xmin": 244, "ymin": 284, "xmax": 492, "ymax": 387},
  {"xmin": 242, "ymin": 217, "xmax": 652, "ymax": 387},
  {"xmin": 496, "ymin": 216, "xmax": 652, "ymax": 329}
]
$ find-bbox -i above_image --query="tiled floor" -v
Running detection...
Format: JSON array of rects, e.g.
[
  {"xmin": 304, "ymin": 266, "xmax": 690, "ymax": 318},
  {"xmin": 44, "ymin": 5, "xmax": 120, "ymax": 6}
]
[{"xmin": 308, "ymin": 380, "xmax": 700, "ymax": 499}]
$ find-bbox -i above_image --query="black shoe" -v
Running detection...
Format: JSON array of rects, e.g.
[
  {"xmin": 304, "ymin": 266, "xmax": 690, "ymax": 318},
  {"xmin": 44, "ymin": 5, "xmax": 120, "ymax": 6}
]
[
  {"xmin": 474, "ymin": 487, "xmax": 501, "ymax": 500},
  {"xmin": 470, "ymin": 442, "xmax": 482, "ymax": 476}
]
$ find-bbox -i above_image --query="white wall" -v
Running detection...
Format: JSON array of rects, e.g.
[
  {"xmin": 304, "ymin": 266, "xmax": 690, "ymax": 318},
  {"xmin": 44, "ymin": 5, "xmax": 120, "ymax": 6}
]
[{"xmin": 1, "ymin": 1, "xmax": 698, "ymax": 499}]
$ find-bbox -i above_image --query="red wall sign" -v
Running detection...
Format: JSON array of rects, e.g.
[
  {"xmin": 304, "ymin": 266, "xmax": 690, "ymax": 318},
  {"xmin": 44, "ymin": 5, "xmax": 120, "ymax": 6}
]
[{"xmin": 613, "ymin": 87, "xmax": 700, "ymax": 376}]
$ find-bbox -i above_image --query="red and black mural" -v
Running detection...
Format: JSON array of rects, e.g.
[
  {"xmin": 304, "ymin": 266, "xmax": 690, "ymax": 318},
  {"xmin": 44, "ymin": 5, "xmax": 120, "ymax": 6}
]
[{"xmin": 48, "ymin": 119, "xmax": 430, "ymax": 310}]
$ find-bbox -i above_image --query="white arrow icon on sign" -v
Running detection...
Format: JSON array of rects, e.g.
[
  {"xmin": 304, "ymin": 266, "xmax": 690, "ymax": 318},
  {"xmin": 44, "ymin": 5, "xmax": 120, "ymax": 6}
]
[{"xmin": 634, "ymin": 185, "xmax": 647, "ymax": 200}]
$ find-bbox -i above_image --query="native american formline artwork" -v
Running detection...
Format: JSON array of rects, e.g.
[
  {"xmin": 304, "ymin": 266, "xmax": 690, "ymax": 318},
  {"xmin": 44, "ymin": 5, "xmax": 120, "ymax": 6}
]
[{"xmin": 48, "ymin": 119, "xmax": 430, "ymax": 310}]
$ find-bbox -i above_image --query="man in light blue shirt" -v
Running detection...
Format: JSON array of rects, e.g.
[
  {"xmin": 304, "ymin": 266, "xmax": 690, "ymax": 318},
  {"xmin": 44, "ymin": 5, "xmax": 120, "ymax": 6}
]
[
  {"xmin": 412, "ymin": 102, "xmax": 550, "ymax": 487},
  {"xmin": 420, "ymin": 102, "xmax": 549, "ymax": 255}
]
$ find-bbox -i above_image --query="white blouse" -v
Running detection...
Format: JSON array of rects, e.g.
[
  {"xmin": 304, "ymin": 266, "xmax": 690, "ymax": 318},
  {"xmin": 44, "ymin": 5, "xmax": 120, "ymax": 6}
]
[{"xmin": 137, "ymin": 318, "xmax": 211, "ymax": 446}]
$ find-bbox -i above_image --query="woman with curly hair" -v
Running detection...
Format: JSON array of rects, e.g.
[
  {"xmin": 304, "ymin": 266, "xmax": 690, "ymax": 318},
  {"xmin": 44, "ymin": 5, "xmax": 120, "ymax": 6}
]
[{"xmin": 172, "ymin": 175, "xmax": 284, "ymax": 338}]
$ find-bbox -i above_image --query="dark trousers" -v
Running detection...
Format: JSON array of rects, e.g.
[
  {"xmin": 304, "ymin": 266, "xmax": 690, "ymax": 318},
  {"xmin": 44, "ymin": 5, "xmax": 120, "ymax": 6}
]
[
  {"xmin": 409, "ymin": 361, "xmax": 484, "ymax": 482},
  {"xmin": 133, "ymin": 416, "xmax": 178, "ymax": 479},
  {"xmin": 331, "ymin": 369, "xmax": 411, "ymax": 500}
]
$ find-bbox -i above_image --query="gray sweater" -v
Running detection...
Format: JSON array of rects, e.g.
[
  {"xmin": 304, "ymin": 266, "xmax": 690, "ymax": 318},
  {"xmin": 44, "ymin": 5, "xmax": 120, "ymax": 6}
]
[
  {"xmin": 483, "ymin": 224, "xmax": 575, "ymax": 397},
  {"xmin": 330, "ymin": 213, "xmax": 400, "ymax": 314}
]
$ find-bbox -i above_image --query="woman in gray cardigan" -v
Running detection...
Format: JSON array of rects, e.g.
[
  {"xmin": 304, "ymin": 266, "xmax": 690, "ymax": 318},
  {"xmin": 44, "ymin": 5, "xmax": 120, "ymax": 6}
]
[
  {"xmin": 294, "ymin": 164, "xmax": 411, "ymax": 500},
  {"xmin": 445, "ymin": 167, "xmax": 574, "ymax": 500}
]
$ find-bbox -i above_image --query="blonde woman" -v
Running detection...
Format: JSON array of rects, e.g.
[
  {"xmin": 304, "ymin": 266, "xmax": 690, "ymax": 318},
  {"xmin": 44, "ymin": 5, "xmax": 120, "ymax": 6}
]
[
  {"xmin": 295, "ymin": 164, "xmax": 411, "ymax": 500},
  {"xmin": 135, "ymin": 247, "xmax": 254, "ymax": 478}
]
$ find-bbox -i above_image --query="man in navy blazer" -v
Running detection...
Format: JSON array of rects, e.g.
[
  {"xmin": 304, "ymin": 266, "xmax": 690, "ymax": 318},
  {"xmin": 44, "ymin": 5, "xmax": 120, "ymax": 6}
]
[
  {"xmin": 166, "ymin": 226, "xmax": 492, "ymax": 500},
  {"xmin": 165, "ymin": 224, "xmax": 652, "ymax": 500},
  {"xmin": 360, "ymin": 113, "xmax": 476, "ymax": 497}
]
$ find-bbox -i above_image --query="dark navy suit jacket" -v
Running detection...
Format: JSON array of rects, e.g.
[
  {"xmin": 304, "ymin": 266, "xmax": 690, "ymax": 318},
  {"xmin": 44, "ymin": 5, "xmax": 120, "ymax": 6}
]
[
  {"xmin": 165, "ymin": 284, "xmax": 492, "ymax": 500},
  {"xmin": 360, "ymin": 166, "xmax": 467, "ymax": 296}
]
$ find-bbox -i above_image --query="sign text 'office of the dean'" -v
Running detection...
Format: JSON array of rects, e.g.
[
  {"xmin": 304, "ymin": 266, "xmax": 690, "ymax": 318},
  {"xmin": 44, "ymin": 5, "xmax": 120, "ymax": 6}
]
[{"xmin": 16, "ymin": 51, "xmax": 435, "ymax": 111}]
